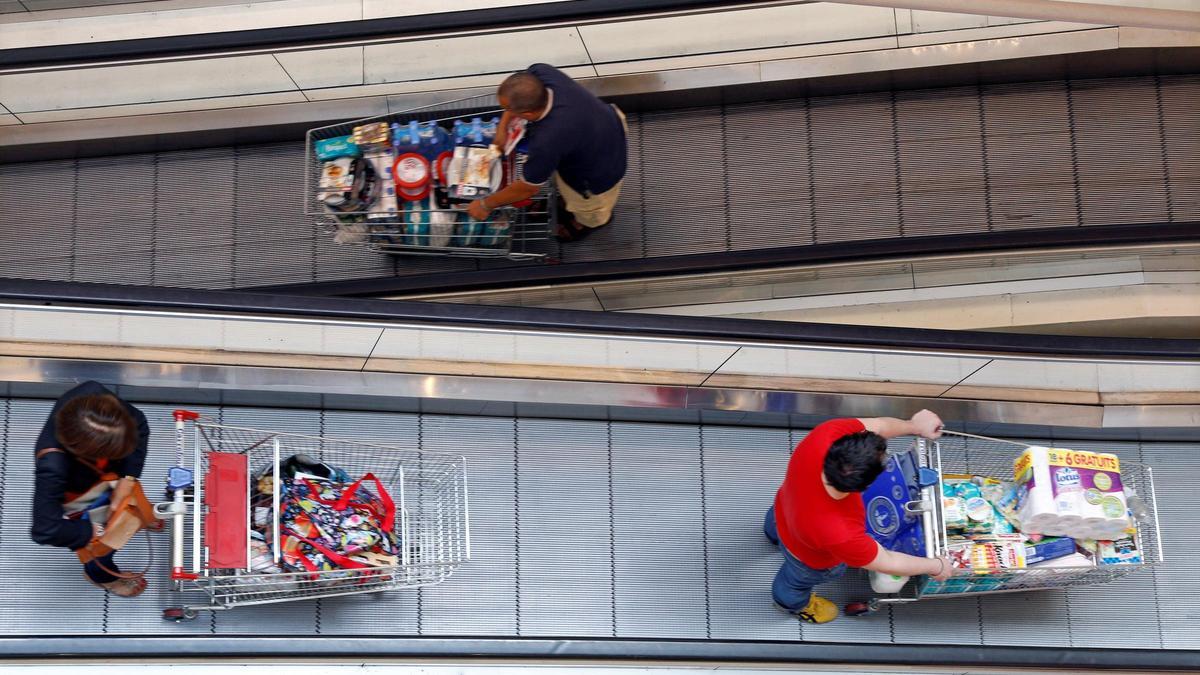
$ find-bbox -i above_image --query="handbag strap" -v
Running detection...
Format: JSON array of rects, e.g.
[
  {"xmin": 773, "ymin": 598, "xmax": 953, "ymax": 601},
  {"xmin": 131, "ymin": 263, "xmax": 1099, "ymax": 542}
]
[
  {"xmin": 282, "ymin": 529, "xmax": 369, "ymax": 570},
  {"xmin": 82, "ymin": 529, "xmax": 154, "ymax": 579},
  {"xmin": 301, "ymin": 474, "xmax": 395, "ymax": 531},
  {"xmin": 37, "ymin": 447, "xmax": 120, "ymax": 481}
]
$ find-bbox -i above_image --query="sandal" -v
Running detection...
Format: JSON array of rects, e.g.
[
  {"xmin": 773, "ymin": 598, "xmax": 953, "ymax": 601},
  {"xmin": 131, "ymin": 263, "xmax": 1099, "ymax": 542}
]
[{"xmin": 85, "ymin": 570, "xmax": 147, "ymax": 598}]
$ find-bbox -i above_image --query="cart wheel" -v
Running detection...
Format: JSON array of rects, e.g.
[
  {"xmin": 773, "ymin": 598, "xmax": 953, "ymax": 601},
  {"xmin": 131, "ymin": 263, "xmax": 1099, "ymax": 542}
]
[
  {"xmin": 162, "ymin": 607, "xmax": 198, "ymax": 622},
  {"xmin": 845, "ymin": 601, "xmax": 875, "ymax": 617}
]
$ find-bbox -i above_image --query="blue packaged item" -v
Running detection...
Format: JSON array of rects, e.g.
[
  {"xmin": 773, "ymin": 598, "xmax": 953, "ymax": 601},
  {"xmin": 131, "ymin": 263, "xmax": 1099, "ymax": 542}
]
[
  {"xmin": 481, "ymin": 116, "xmax": 499, "ymax": 144},
  {"xmin": 401, "ymin": 196, "xmax": 433, "ymax": 245},
  {"xmin": 392, "ymin": 121, "xmax": 423, "ymax": 155},
  {"xmin": 315, "ymin": 135, "xmax": 360, "ymax": 161},
  {"xmin": 416, "ymin": 122, "xmax": 452, "ymax": 160},
  {"xmin": 1025, "ymin": 536, "xmax": 1076, "ymax": 564},
  {"xmin": 863, "ymin": 446, "xmax": 926, "ymax": 558},
  {"xmin": 477, "ymin": 215, "xmax": 511, "ymax": 249},
  {"xmin": 451, "ymin": 120, "xmax": 468, "ymax": 146},
  {"xmin": 467, "ymin": 117, "xmax": 486, "ymax": 146},
  {"xmin": 451, "ymin": 218, "xmax": 485, "ymax": 247}
]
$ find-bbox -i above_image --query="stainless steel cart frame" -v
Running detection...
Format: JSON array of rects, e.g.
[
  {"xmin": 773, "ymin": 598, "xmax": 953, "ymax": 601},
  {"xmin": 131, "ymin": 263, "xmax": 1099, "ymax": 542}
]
[
  {"xmin": 849, "ymin": 430, "xmax": 1163, "ymax": 614},
  {"xmin": 161, "ymin": 412, "xmax": 470, "ymax": 619},
  {"xmin": 305, "ymin": 93, "xmax": 558, "ymax": 261}
]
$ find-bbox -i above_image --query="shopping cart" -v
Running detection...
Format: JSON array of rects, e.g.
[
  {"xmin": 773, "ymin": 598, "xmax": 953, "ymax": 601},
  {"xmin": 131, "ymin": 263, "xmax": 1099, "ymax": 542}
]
[
  {"xmin": 158, "ymin": 411, "xmax": 470, "ymax": 621},
  {"xmin": 845, "ymin": 430, "xmax": 1163, "ymax": 616},
  {"xmin": 305, "ymin": 93, "xmax": 559, "ymax": 261}
]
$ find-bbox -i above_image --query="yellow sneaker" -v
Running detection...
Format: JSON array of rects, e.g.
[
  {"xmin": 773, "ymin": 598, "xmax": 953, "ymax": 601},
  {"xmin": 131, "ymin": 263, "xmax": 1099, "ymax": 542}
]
[{"xmin": 793, "ymin": 595, "xmax": 839, "ymax": 624}]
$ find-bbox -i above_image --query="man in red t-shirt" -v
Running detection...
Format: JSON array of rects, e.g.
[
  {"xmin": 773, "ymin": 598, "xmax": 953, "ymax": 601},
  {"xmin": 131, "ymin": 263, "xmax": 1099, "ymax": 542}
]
[{"xmin": 764, "ymin": 410, "xmax": 952, "ymax": 623}]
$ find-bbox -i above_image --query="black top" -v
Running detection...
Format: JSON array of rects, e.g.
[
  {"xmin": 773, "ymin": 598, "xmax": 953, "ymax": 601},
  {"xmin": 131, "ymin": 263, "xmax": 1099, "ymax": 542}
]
[
  {"xmin": 31, "ymin": 381, "xmax": 150, "ymax": 550},
  {"xmin": 522, "ymin": 63, "xmax": 627, "ymax": 195}
]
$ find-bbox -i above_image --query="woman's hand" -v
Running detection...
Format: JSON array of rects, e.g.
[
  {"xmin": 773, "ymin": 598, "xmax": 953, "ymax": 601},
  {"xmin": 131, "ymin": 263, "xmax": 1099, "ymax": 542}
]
[{"xmin": 111, "ymin": 476, "xmax": 134, "ymax": 506}]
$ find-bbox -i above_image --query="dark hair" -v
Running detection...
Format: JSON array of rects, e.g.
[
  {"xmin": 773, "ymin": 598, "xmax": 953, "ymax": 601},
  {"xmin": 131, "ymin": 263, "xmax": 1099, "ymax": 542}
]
[
  {"xmin": 54, "ymin": 394, "xmax": 136, "ymax": 461},
  {"xmin": 498, "ymin": 71, "xmax": 549, "ymax": 113},
  {"xmin": 823, "ymin": 431, "xmax": 888, "ymax": 493}
]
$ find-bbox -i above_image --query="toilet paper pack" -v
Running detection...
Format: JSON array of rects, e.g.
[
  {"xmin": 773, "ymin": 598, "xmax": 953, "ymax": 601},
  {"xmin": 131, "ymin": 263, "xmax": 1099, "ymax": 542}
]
[{"xmin": 1015, "ymin": 447, "xmax": 1127, "ymax": 537}]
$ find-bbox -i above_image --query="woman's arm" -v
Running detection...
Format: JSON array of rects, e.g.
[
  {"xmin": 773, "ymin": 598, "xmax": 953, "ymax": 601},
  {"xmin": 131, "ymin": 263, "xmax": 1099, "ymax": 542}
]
[{"xmin": 31, "ymin": 451, "xmax": 94, "ymax": 549}]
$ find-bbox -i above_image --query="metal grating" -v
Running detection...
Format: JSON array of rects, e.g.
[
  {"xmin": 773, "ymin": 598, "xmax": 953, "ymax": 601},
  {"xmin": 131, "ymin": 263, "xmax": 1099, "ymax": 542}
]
[
  {"xmin": 1068, "ymin": 77, "xmax": 1170, "ymax": 227},
  {"xmin": 1159, "ymin": 74, "xmax": 1200, "ymax": 223},
  {"xmin": 0, "ymin": 397, "xmax": 1193, "ymax": 649},
  {"xmin": 639, "ymin": 107, "xmax": 730, "ymax": 258},
  {"xmin": 893, "ymin": 86, "xmax": 990, "ymax": 237},
  {"xmin": 515, "ymin": 417, "xmax": 614, "ymax": 637},
  {"xmin": 724, "ymin": 100, "xmax": 815, "ymax": 251},
  {"xmin": 979, "ymin": 80, "xmax": 1079, "ymax": 231},
  {"xmin": 808, "ymin": 91, "xmax": 904, "ymax": 243},
  {"xmin": 611, "ymin": 422, "xmax": 707, "ymax": 638},
  {"xmin": 1, "ymin": 76, "xmax": 1198, "ymax": 288}
]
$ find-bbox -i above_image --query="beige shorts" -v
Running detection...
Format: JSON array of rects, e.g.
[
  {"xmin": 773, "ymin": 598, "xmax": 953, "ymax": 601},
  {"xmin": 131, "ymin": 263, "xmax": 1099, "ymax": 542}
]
[{"xmin": 555, "ymin": 106, "xmax": 628, "ymax": 228}]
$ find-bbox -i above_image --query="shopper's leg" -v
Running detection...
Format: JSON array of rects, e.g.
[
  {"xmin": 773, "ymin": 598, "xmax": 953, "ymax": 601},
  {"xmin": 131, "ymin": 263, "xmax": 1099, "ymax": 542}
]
[
  {"xmin": 554, "ymin": 174, "xmax": 620, "ymax": 229},
  {"xmin": 772, "ymin": 549, "xmax": 842, "ymax": 623},
  {"xmin": 772, "ymin": 549, "xmax": 826, "ymax": 612},
  {"xmin": 763, "ymin": 506, "xmax": 780, "ymax": 546},
  {"xmin": 83, "ymin": 553, "xmax": 119, "ymax": 585},
  {"xmin": 83, "ymin": 553, "xmax": 147, "ymax": 598}
]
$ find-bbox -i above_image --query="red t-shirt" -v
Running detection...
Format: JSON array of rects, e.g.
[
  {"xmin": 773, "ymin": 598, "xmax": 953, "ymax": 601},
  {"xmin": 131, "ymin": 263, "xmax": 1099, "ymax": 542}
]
[{"xmin": 774, "ymin": 418, "xmax": 879, "ymax": 569}]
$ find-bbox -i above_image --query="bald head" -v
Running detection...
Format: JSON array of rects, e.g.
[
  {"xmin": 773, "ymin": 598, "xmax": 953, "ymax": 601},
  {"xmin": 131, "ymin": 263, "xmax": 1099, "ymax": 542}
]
[{"xmin": 499, "ymin": 72, "xmax": 549, "ymax": 114}]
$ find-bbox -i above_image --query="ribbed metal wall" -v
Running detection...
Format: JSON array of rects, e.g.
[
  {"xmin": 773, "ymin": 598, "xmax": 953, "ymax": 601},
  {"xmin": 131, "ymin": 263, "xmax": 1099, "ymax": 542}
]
[
  {"xmin": 0, "ymin": 75, "xmax": 1196, "ymax": 288},
  {"xmin": 0, "ymin": 397, "xmax": 1194, "ymax": 648}
]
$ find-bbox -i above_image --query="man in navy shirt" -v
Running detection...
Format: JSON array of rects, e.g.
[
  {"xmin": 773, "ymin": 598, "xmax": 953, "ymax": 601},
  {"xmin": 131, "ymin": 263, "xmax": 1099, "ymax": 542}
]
[{"xmin": 466, "ymin": 64, "xmax": 628, "ymax": 242}]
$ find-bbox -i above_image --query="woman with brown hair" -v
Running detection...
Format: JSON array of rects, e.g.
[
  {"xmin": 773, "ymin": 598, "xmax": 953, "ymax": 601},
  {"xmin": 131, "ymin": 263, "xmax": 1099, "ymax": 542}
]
[{"xmin": 32, "ymin": 381, "xmax": 150, "ymax": 597}]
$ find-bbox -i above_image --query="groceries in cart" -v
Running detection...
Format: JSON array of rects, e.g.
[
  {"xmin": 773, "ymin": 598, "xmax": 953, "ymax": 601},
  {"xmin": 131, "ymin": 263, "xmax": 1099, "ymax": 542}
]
[
  {"xmin": 937, "ymin": 446, "xmax": 1142, "ymax": 575},
  {"xmin": 246, "ymin": 454, "xmax": 402, "ymax": 579},
  {"xmin": 312, "ymin": 116, "xmax": 528, "ymax": 251}
]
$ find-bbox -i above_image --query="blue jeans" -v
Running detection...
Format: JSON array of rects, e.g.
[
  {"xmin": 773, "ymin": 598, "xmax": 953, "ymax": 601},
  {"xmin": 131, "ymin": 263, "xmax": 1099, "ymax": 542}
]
[{"xmin": 764, "ymin": 506, "xmax": 846, "ymax": 612}]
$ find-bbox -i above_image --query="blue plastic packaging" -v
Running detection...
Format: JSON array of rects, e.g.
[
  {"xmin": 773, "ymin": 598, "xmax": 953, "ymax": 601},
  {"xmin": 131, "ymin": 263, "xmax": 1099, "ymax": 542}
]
[
  {"xmin": 863, "ymin": 447, "xmax": 927, "ymax": 558},
  {"xmin": 415, "ymin": 122, "xmax": 452, "ymax": 161},
  {"xmin": 315, "ymin": 135, "xmax": 360, "ymax": 160}
]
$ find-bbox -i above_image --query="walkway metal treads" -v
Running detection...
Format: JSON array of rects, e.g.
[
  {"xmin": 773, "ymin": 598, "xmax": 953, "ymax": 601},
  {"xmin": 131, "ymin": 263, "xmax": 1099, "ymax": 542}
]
[
  {"xmin": 0, "ymin": 398, "xmax": 1194, "ymax": 651},
  {"xmin": 0, "ymin": 75, "xmax": 1196, "ymax": 290}
]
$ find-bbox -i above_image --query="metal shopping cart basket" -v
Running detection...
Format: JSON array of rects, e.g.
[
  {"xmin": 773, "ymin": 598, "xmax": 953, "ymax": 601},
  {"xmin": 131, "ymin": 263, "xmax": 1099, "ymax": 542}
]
[
  {"xmin": 846, "ymin": 430, "xmax": 1162, "ymax": 616},
  {"xmin": 305, "ymin": 93, "xmax": 559, "ymax": 261},
  {"xmin": 158, "ymin": 411, "xmax": 470, "ymax": 621}
]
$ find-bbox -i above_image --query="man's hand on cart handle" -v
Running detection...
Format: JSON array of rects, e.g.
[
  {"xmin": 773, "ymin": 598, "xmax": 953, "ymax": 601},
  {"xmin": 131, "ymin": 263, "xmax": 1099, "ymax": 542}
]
[
  {"xmin": 910, "ymin": 409, "xmax": 944, "ymax": 440},
  {"xmin": 468, "ymin": 198, "xmax": 494, "ymax": 221},
  {"xmin": 929, "ymin": 556, "xmax": 954, "ymax": 581}
]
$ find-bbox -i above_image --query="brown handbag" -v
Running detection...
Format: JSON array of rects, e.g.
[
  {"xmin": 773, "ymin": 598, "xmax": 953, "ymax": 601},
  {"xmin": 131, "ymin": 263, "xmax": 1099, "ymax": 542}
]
[
  {"xmin": 37, "ymin": 448, "xmax": 161, "ymax": 572},
  {"xmin": 75, "ymin": 476, "xmax": 160, "ymax": 566}
]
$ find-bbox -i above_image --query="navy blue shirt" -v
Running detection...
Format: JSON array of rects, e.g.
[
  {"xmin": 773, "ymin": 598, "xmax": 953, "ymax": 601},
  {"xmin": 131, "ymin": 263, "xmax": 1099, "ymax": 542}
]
[
  {"xmin": 522, "ymin": 63, "xmax": 627, "ymax": 195},
  {"xmin": 31, "ymin": 381, "xmax": 150, "ymax": 550}
]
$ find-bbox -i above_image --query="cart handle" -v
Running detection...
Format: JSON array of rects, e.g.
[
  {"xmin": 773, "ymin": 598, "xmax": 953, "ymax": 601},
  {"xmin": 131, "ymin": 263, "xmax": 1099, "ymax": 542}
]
[{"xmin": 936, "ymin": 429, "xmax": 1033, "ymax": 448}]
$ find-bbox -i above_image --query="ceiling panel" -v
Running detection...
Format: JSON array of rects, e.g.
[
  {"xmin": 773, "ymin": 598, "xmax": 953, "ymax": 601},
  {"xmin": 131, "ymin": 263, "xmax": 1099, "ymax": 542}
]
[
  {"xmin": 363, "ymin": 27, "xmax": 591, "ymax": 85},
  {"xmin": 0, "ymin": 0, "xmax": 354, "ymax": 49},
  {"xmin": 578, "ymin": 3, "xmax": 897, "ymax": 64},
  {"xmin": 302, "ymin": 75, "xmax": 497, "ymax": 104},
  {"xmin": 13, "ymin": 90, "xmax": 307, "ymax": 123},
  {"xmin": 955, "ymin": 359, "xmax": 1101, "ymax": 392},
  {"xmin": 0, "ymin": 54, "xmax": 297, "ymax": 113},
  {"xmin": 593, "ymin": 36, "xmax": 897, "ymax": 77},
  {"xmin": 275, "ymin": 45, "xmax": 364, "ymax": 90},
  {"xmin": 362, "ymin": 0, "xmax": 555, "ymax": 20},
  {"xmin": 714, "ymin": 346, "xmax": 989, "ymax": 386}
]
